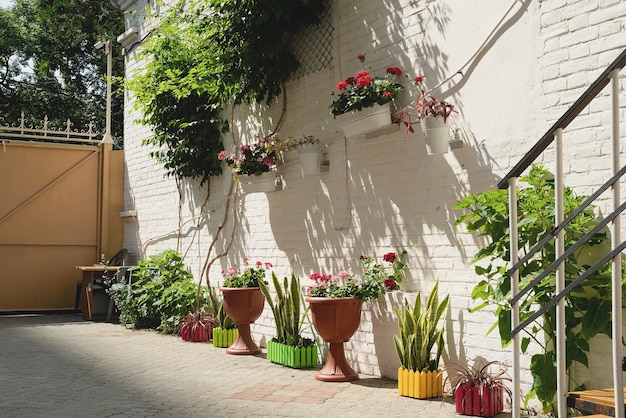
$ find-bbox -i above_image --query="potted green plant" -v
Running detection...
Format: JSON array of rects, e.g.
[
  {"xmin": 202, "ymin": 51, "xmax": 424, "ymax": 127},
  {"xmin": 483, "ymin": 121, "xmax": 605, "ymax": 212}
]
[
  {"xmin": 219, "ymin": 259, "xmax": 271, "ymax": 355},
  {"xmin": 394, "ymin": 280, "xmax": 449, "ymax": 399},
  {"xmin": 259, "ymin": 273, "xmax": 317, "ymax": 368},
  {"xmin": 290, "ymin": 135, "xmax": 321, "ymax": 175},
  {"xmin": 331, "ymin": 53, "xmax": 404, "ymax": 137},
  {"xmin": 177, "ymin": 310, "xmax": 218, "ymax": 342},
  {"xmin": 217, "ymin": 135, "xmax": 279, "ymax": 192},
  {"xmin": 212, "ymin": 301, "xmax": 238, "ymax": 348},
  {"xmin": 447, "ymin": 361, "xmax": 511, "ymax": 417},
  {"xmin": 304, "ymin": 251, "xmax": 407, "ymax": 382},
  {"xmin": 394, "ymin": 76, "xmax": 455, "ymax": 155}
]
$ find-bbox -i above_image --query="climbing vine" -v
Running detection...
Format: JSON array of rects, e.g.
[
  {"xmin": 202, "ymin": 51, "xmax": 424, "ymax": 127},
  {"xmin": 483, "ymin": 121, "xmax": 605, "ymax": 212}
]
[
  {"xmin": 454, "ymin": 165, "xmax": 622, "ymax": 414},
  {"xmin": 127, "ymin": 0, "xmax": 327, "ymax": 184}
]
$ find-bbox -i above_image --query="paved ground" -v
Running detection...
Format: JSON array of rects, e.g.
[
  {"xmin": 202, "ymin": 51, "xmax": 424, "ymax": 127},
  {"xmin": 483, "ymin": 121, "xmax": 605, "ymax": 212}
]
[{"xmin": 0, "ymin": 314, "xmax": 515, "ymax": 418}]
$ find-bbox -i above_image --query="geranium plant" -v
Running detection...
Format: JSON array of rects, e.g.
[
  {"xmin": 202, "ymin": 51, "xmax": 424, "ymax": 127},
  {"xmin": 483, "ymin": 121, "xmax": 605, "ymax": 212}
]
[
  {"xmin": 306, "ymin": 251, "xmax": 408, "ymax": 300},
  {"xmin": 330, "ymin": 54, "xmax": 404, "ymax": 117},
  {"xmin": 279, "ymin": 134, "xmax": 320, "ymax": 152},
  {"xmin": 394, "ymin": 76, "xmax": 455, "ymax": 136},
  {"xmin": 217, "ymin": 135, "xmax": 279, "ymax": 178},
  {"xmin": 221, "ymin": 258, "xmax": 272, "ymax": 288}
]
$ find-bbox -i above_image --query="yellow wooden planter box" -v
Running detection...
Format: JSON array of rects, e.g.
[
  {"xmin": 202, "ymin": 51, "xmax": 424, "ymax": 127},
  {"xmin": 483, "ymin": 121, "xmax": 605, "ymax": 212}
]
[{"xmin": 397, "ymin": 368, "xmax": 442, "ymax": 399}]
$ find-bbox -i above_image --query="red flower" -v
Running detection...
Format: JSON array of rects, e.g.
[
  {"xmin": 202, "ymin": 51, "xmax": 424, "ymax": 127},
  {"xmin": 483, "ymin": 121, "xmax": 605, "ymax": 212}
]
[
  {"xmin": 382, "ymin": 90, "xmax": 392, "ymax": 97},
  {"xmin": 358, "ymin": 54, "xmax": 366, "ymax": 62},
  {"xmin": 346, "ymin": 77, "xmax": 355, "ymax": 84},
  {"xmin": 386, "ymin": 67, "xmax": 402, "ymax": 76},
  {"xmin": 384, "ymin": 279, "xmax": 396, "ymax": 289},
  {"xmin": 336, "ymin": 80, "xmax": 349, "ymax": 90},
  {"xmin": 355, "ymin": 70, "xmax": 369, "ymax": 78},
  {"xmin": 355, "ymin": 73, "xmax": 372, "ymax": 88},
  {"xmin": 383, "ymin": 252, "xmax": 396, "ymax": 263},
  {"xmin": 414, "ymin": 75, "xmax": 424, "ymax": 84},
  {"xmin": 310, "ymin": 272, "xmax": 322, "ymax": 281}
]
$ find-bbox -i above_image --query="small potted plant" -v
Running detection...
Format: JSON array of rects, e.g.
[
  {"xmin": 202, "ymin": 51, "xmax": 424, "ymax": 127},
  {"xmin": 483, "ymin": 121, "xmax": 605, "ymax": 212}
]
[
  {"xmin": 281, "ymin": 135, "xmax": 322, "ymax": 175},
  {"xmin": 219, "ymin": 259, "xmax": 272, "ymax": 355},
  {"xmin": 394, "ymin": 76, "xmax": 455, "ymax": 155},
  {"xmin": 331, "ymin": 53, "xmax": 404, "ymax": 137},
  {"xmin": 304, "ymin": 251, "xmax": 407, "ymax": 382},
  {"xmin": 394, "ymin": 280, "xmax": 449, "ymax": 399},
  {"xmin": 177, "ymin": 310, "xmax": 218, "ymax": 342},
  {"xmin": 446, "ymin": 361, "xmax": 511, "ymax": 417},
  {"xmin": 212, "ymin": 301, "xmax": 238, "ymax": 348},
  {"xmin": 259, "ymin": 273, "xmax": 317, "ymax": 368},
  {"xmin": 217, "ymin": 135, "xmax": 280, "ymax": 192}
]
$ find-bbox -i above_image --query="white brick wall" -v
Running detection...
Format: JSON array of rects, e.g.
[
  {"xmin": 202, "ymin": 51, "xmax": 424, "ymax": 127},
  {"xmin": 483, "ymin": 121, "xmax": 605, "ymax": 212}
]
[{"xmin": 119, "ymin": 0, "xmax": 626, "ymax": 413}]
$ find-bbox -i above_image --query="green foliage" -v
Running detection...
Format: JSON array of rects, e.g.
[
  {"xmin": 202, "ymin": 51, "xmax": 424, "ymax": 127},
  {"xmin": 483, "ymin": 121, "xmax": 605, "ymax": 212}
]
[
  {"xmin": 127, "ymin": 0, "xmax": 327, "ymax": 183},
  {"xmin": 454, "ymin": 165, "xmax": 619, "ymax": 413},
  {"xmin": 216, "ymin": 299, "xmax": 236, "ymax": 330},
  {"xmin": 107, "ymin": 250, "xmax": 209, "ymax": 333},
  {"xmin": 260, "ymin": 273, "xmax": 314, "ymax": 348},
  {"xmin": 393, "ymin": 281, "xmax": 449, "ymax": 372},
  {"xmin": 0, "ymin": 0, "xmax": 124, "ymax": 147}
]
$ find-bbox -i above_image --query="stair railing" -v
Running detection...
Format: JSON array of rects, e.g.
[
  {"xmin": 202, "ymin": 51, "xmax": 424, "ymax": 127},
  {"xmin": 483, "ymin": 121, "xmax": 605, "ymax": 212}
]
[{"xmin": 498, "ymin": 48, "xmax": 626, "ymax": 418}]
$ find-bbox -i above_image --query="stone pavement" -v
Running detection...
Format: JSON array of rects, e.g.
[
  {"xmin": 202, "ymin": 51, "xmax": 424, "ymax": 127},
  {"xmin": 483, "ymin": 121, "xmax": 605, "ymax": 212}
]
[{"xmin": 0, "ymin": 314, "xmax": 514, "ymax": 418}]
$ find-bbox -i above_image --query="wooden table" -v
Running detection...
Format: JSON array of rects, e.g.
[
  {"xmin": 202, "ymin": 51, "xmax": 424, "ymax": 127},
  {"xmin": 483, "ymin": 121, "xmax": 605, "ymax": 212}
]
[{"xmin": 76, "ymin": 265, "xmax": 120, "ymax": 320}]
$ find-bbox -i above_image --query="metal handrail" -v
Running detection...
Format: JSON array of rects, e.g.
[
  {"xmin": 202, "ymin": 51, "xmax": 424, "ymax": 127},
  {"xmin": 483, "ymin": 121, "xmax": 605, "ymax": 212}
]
[{"xmin": 497, "ymin": 48, "xmax": 626, "ymax": 190}]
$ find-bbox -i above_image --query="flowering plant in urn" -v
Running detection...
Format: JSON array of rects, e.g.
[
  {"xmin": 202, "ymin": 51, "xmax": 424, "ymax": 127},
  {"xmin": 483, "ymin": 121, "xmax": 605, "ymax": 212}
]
[
  {"xmin": 306, "ymin": 251, "xmax": 407, "ymax": 300},
  {"xmin": 330, "ymin": 54, "xmax": 404, "ymax": 117},
  {"xmin": 218, "ymin": 135, "xmax": 279, "ymax": 178},
  {"xmin": 221, "ymin": 258, "xmax": 272, "ymax": 288}
]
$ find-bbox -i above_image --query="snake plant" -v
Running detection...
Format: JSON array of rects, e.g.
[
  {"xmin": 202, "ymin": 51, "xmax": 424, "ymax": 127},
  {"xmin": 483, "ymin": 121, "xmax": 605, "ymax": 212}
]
[
  {"xmin": 393, "ymin": 280, "xmax": 449, "ymax": 372},
  {"xmin": 260, "ymin": 273, "xmax": 313, "ymax": 347}
]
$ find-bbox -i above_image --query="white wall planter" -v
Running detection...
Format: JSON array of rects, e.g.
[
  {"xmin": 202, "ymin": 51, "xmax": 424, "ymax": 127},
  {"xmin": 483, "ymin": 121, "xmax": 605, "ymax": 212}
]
[
  {"xmin": 421, "ymin": 116, "xmax": 450, "ymax": 155},
  {"xmin": 336, "ymin": 103, "xmax": 391, "ymax": 137},
  {"xmin": 297, "ymin": 143, "xmax": 320, "ymax": 175},
  {"xmin": 239, "ymin": 171, "xmax": 277, "ymax": 193}
]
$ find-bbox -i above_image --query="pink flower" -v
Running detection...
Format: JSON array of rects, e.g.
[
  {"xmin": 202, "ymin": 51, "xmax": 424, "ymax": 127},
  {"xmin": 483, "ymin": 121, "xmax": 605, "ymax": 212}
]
[
  {"xmin": 263, "ymin": 157, "xmax": 275, "ymax": 166},
  {"xmin": 264, "ymin": 262, "xmax": 273, "ymax": 268},
  {"xmin": 383, "ymin": 252, "xmax": 397, "ymax": 263},
  {"xmin": 218, "ymin": 150, "xmax": 228, "ymax": 160},
  {"xmin": 310, "ymin": 272, "xmax": 322, "ymax": 281},
  {"xmin": 226, "ymin": 267, "xmax": 238, "ymax": 276},
  {"xmin": 306, "ymin": 286, "xmax": 314, "ymax": 293},
  {"xmin": 337, "ymin": 270, "xmax": 352, "ymax": 279},
  {"xmin": 382, "ymin": 90, "xmax": 392, "ymax": 97},
  {"xmin": 256, "ymin": 261, "xmax": 262, "ymax": 266}
]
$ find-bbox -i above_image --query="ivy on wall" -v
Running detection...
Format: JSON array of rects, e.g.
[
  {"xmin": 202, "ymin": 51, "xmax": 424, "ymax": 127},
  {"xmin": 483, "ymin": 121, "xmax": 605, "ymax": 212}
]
[{"xmin": 127, "ymin": 0, "xmax": 327, "ymax": 185}]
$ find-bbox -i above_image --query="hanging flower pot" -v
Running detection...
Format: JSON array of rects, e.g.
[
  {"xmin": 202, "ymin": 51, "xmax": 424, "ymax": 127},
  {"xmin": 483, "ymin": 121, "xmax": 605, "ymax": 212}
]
[
  {"xmin": 305, "ymin": 296, "xmax": 363, "ymax": 382},
  {"xmin": 421, "ymin": 116, "xmax": 450, "ymax": 155},
  {"xmin": 297, "ymin": 143, "xmax": 320, "ymax": 175},
  {"xmin": 336, "ymin": 103, "xmax": 392, "ymax": 137},
  {"xmin": 239, "ymin": 171, "xmax": 277, "ymax": 193}
]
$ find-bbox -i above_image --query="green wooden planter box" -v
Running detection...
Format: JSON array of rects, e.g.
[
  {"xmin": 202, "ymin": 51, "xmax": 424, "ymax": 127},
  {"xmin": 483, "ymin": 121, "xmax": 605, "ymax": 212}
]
[
  {"xmin": 212, "ymin": 327, "xmax": 237, "ymax": 348},
  {"xmin": 266, "ymin": 339, "xmax": 318, "ymax": 368}
]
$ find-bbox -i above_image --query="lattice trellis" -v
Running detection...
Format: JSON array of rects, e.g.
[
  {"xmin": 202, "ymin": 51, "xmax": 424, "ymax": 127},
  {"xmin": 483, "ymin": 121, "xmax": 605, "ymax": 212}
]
[{"xmin": 290, "ymin": 2, "xmax": 334, "ymax": 80}]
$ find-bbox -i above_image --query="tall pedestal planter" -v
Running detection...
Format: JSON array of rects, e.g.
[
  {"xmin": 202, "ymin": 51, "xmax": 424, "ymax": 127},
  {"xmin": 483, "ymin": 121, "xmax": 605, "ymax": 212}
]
[
  {"xmin": 219, "ymin": 287, "xmax": 265, "ymax": 355},
  {"xmin": 239, "ymin": 171, "xmax": 277, "ymax": 193},
  {"xmin": 212, "ymin": 327, "xmax": 237, "ymax": 348},
  {"xmin": 397, "ymin": 368, "xmax": 442, "ymax": 399},
  {"xmin": 305, "ymin": 296, "xmax": 363, "ymax": 382},
  {"xmin": 266, "ymin": 340, "xmax": 318, "ymax": 368},
  {"xmin": 421, "ymin": 116, "xmax": 450, "ymax": 155},
  {"xmin": 455, "ymin": 384, "xmax": 504, "ymax": 417},
  {"xmin": 336, "ymin": 103, "xmax": 391, "ymax": 137}
]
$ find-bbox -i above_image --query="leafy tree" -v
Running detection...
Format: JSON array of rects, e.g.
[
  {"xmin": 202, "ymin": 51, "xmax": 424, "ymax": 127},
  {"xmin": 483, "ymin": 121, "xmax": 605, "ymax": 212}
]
[{"xmin": 0, "ymin": 0, "xmax": 124, "ymax": 147}]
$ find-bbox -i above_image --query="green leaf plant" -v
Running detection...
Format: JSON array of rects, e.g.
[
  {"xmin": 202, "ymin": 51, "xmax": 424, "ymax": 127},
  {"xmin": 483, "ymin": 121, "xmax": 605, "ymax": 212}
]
[
  {"xmin": 454, "ymin": 165, "xmax": 622, "ymax": 414},
  {"xmin": 393, "ymin": 280, "xmax": 449, "ymax": 373},
  {"xmin": 259, "ymin": 273, "xmax": 314, "ymax": 348}
]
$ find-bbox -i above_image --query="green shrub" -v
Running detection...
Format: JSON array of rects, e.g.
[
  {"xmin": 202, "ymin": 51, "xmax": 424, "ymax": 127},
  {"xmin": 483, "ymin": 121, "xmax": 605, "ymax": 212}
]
[{"xmin": 108, "ymin": 250, "xmax": 209, "ymax": 333}]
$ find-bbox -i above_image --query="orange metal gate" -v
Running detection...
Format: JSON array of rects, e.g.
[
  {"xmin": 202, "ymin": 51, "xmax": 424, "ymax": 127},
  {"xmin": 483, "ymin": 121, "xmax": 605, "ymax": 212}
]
[{"xmin": 0, "ymin": 119, "xmax": 124, "ymax": 311}]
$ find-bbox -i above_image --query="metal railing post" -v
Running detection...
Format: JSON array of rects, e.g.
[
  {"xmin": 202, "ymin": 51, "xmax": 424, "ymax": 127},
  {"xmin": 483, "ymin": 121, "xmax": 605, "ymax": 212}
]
[
  {"xmin": 610, "ymin": 68, "xmax": 624, "ymax": 418},
  {"xmin": 509, "ymin": 177, "xmax": 521, "ymax": 418},
  {"xmin": 555, "ymin": 128, "xmax": 567, "ymax": 418}
]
